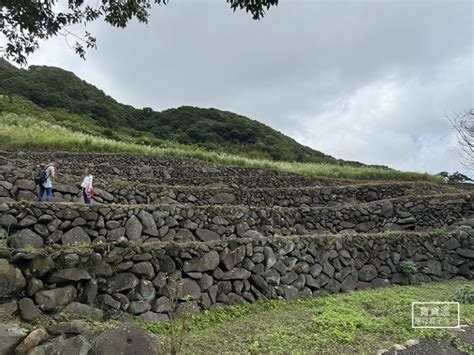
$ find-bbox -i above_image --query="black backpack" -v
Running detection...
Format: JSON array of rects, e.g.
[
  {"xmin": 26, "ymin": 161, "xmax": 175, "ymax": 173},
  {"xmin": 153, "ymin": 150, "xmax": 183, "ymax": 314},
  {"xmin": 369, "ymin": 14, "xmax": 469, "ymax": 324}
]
[{"xmin": 34, "ymin": 165, "xmax": 51, "ymax": 186}]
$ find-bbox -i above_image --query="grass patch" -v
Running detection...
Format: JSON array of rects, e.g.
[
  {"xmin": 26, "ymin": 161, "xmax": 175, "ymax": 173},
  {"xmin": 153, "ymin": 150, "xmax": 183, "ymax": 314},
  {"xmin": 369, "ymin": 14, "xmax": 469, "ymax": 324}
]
[
  {"xmin": 143, "ymin": 280, "xmax": 474, "ymax": 354},
  {"xmin": 0, "ymin": 113, "xmax": 442, "ymax": 182}
]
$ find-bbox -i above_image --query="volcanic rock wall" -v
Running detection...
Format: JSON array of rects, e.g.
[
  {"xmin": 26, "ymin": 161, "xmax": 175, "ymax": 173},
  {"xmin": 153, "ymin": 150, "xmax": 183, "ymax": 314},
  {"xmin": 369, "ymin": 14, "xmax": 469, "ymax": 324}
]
[{"xmin": 0, "ymin": 230, "xmax": 473, "ymax": 323}]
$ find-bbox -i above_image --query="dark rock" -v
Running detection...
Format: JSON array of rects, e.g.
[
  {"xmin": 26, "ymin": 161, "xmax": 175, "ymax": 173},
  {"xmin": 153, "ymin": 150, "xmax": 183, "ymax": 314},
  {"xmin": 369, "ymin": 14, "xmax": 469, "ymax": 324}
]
[
  {"xmin": 277, "ymin": 285, "xmax": 299, "ymax": 300},
  {"xmin": 444, "ymin": 238, "xmax": 461, "ymax": 250},
  {"xmin": 0, "ymin": 214, "xmax": 17, "ymax": 227},
  {"xmin": 57, "ymin": 209, "xmax": 80, "ymax": 220},
  {"xmin": 355, "ymin": 221, "xmax": 375, "ymax": 232},
  {"xmin": 62, "ymin": 302, "xmax": 104, "ymax": 321},
  {"xmin": 138, "ymin": 311, "xmax": 169, "ymax": 323},
  {"xmin": 424, "ymin": 260, "xmax": 442, "ymax": 276},
  {"xmin": 9, "ymin": 229, "xmax": 44, "ymax": 249},
  {"xmin": 0, "ymin": 323, "xmax": 28, "ymax": 355},
  {"xmin": 94, "ymin": 188, "xmax": 114, "ymax": 202},
  {"xmin": 158, "ymin": 255, "xmax": 176, "ymax": 273},
  {"xmin": 29, "ymin": 257, "xmax": 54, "ymax": 277},
  {"xmin": 340, "ymin": 274, "xmax": 358, "ymax": 291},
  {"xmin": 222, "ymin": 246, "xmax": 246, "ymax": 270},
  {"xmin": 47, "ymin": 335, "xmax": 92, "ymax": 355},
  {"xmin": 138, "ymin": 210, "xmax": 158, "ymax": 237},
  {"xmin": 358, "ymin": 265, "xmax": 378, "ymax": 282},
  {"xmin": 18, "ymin": 216, "xmax": 37, "ymax": 227},
  {"xmin": 57, "ymin": 253, "xmax": 80, "ymax": 268},
  {"xmin": 15, "ymin": 179, "xmax": 35, "ymax": 190},
  {"xmin": 392, "ymin": 273, "xmax": 409, "ymax": 285},
  {"xmin": 152, "ymin": 297, "xmax": 171, "ymax": 313},
  {"xmin": 0, "ymin": 259, "xmax": 26, "ymax": 297},
  {"xmin": 34, "ymin": 286, "xmax": 76, "ymax": 311},
  {"xmin": 93, "ymin": 323, "xmax": 162, "ymax": 355},
  {"xmin": 18, "ymin": 298, "xmax": 41, "ymax": 322},
  {"xmin": 196, "ymin": 228, "xmax": 220, "ymax": 242},
  {"xmin": 263, "ymin": 246, "xmax": 276, "ymax": 269},
  {"xmin": 62, "ymin": 227, "xmax": 91, "ymax": 245},
  {"xmin": 48, "ymin": 268, "xmax": 91, "ymax": 284},
  {"xmin": 322, "ymin": 262, "xmax": 335, "ymax": 278},
  {"xmin": 138, "ymin": 280, "xmax": 156, "ymax": 301},
  {"xmin": 457, "ymin": 248, "xmax": 474, "ymax": 259},
  {"xmin": 125, "ymin": 216, "xmax": 143, "ymax": 241},
  {"xmin": 107, "ymin": 273, "xmax": 139, "ymax": 293},
  {"xmin": 209, "ymin": 193, "xmax": 235, "ymax": 204},
  {"xmin": 310, "ymin": 263, "xmax": 323, "ymax": 277},
  {"xmin": 249, "ymin": 274, "xmax": 276, "ymax": 299},
  {"xmin": 130, "ymin": 262, "xmax": 155, "ymax": 278},
  {"xmin": 243, "ymin": 230, "xmax": 264, "ymax": 239},
  {"xmin": 0, "ymin": 300, "xmax": 18, "ymax": 317},
  {"xmin": 177, "ymin": 279, "xmax": 201, "ymax": 300},
  {"xmin": 47, "ymin": 320, "xmax": 92, "ymax": 336},
  {"xmin": 184, "ymin": 251, "xmax": 219, "ymax": 272},
  {"xmin": 128, "ymin": 301, "xmax": 152, "ymax": 315},
  {"xmin": 98, "ymin": 294, "xmax": 121, "ymax": 309},
  {"xmin": 220, "ymin": 268, "xmax": 251, "ymax": 280}
]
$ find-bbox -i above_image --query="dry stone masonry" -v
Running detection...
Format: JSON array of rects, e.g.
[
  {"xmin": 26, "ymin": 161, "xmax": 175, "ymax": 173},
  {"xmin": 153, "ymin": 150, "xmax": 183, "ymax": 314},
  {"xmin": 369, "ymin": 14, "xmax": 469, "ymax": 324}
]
[
  {"xmin": 0, "ymin": 155, "xmax": 461, "ymax": 207},
  {"xmin": 0, "ymin": 230, "xmax": 473, "ymax": 324},
  {"xmin": 0, "ymin": 194, "xmax": 472, "ymax": 247},
  {"xmin": 0, "ymin": 149, "xmax": 472, "ymax": 351}
]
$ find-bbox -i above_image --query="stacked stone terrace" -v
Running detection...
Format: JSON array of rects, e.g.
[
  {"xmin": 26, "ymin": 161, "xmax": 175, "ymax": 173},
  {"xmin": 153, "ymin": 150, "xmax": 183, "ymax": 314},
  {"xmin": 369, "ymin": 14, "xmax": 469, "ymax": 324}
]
[{"xmin": 0, "ymin": 151, "xmax": 472, "ymax": 324}]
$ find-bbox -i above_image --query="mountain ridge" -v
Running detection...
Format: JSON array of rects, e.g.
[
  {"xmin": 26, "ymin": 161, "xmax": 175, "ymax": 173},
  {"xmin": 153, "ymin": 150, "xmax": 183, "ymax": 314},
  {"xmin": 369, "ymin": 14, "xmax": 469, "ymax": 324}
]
[{"xmin": 0, "ymin": 58, "xmax": 381, "ymax": 167}]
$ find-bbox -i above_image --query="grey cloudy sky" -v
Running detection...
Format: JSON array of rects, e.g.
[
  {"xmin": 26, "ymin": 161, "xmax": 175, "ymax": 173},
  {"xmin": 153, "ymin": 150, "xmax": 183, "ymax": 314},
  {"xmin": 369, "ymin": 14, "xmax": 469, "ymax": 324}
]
[{"xmin": 29, "ymin": 0, "xmax": 473, "ymax": 175}]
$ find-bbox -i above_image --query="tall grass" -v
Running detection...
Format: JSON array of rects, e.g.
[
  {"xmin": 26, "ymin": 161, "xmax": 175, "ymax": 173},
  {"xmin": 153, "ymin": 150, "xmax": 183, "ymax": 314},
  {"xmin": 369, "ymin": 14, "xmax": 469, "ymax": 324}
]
[{"xmin": 0, "ymin": 113, "xmax": 443, "ymax": 182}]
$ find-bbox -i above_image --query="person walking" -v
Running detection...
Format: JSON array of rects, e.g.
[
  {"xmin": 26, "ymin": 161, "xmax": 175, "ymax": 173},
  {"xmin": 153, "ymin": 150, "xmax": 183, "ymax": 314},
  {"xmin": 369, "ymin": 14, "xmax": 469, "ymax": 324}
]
[
  {"xmin": 36, "ymin": 158, "xmax": 56, "ymax": 202},
  {"xmin": 81, "ymin": 167, "xmax": 94, "ymax": 204}
]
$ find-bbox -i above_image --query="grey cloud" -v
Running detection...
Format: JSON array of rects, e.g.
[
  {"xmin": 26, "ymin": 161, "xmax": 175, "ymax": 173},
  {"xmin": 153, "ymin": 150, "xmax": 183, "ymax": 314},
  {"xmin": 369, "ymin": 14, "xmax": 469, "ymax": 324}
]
[{"xmin": 30, "ymin": 0, "xmax": 473, "ymax": 175}]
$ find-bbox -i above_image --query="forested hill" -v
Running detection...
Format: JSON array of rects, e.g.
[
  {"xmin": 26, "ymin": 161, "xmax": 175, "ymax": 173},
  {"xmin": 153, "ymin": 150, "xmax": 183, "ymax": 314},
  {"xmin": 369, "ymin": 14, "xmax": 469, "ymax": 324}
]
[{"xmin": 0, "ymin": 58, "xmax": 361, "ymax": 165}]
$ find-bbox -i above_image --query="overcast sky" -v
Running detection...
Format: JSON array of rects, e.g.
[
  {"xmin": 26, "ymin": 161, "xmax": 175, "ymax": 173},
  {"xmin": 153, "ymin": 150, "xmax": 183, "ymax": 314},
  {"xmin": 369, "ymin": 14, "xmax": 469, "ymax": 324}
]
[{"xmin": 29, "ymin": 0, "xmax": 473, "ymax": 176}]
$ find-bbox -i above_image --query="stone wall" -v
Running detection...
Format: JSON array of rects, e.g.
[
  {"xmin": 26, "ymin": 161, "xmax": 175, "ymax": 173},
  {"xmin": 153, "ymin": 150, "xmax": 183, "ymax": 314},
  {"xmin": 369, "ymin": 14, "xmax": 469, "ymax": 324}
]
[
  {"xmin": 0, "ymin": 163, "xmax": 458, "ymax": 207},
  {"xmin": 0, "ymin": 194, "xmax": 472, "ymax": 247},
  {"xmin": 1, "ymin": 151, "xmax": 337, "ymax": 188},
  {"xmin": 0, "ymin": 230, "xmax": 472, "ymax": 323}
]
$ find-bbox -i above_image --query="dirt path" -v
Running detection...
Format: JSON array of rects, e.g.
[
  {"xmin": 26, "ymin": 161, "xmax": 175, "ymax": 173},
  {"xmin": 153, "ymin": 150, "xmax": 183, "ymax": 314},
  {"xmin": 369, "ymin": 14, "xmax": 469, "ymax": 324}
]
[{"xmin": 385, "ymin": 325, "xmax": 473, "ymax": 355}]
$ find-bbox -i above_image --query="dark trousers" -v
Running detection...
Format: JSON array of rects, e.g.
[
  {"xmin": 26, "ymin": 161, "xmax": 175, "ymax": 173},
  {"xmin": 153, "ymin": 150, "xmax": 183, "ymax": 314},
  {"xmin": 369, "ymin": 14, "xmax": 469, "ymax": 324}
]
[
  {"xmin": 82, "ymin": 188, "xmax": 90, "ymax": 204},
  {"xmin": 38, "ymin": 186, "xmax": 52, "ymax": 202}
]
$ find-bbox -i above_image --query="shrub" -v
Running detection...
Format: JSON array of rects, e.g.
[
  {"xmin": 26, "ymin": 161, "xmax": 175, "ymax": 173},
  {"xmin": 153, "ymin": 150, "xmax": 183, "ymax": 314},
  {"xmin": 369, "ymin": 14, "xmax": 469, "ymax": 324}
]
[
  {"xmin": 454, "ymin": 286, "xmax": 474, "ymax": 304},
  {"xmin": 400, "ymin": 260, "xmax": 417, "ymax": 275}
]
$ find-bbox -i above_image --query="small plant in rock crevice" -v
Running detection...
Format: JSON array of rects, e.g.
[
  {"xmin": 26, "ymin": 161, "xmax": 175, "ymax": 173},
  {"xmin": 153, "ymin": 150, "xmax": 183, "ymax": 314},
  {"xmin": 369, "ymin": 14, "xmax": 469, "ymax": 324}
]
[
  {"xmin": 143, "ymin": 275, "xmax": 195, "ymax": 355},
  {"xmin": 400, "ymin": 260, "xmax": 417, "ymax": 275}
]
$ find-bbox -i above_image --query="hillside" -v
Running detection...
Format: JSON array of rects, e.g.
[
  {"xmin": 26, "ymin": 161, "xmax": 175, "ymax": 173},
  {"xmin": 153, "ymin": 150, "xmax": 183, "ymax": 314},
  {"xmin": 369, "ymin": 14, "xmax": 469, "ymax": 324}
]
[{"xmin": 0, "ymin": 58, "xmax": 350, "ymax": 165}]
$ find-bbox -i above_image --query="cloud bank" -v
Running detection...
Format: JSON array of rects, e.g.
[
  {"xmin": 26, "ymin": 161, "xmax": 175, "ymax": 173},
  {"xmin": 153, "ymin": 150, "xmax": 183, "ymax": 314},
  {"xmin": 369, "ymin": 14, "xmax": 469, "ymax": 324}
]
[{"xmin": 29, "ymin": 0, "xmax": 473, "ymax": 175}]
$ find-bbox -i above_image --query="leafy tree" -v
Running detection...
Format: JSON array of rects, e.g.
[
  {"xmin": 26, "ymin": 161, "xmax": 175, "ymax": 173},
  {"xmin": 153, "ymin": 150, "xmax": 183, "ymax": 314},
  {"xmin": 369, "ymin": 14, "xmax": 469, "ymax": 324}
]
[
  {"xmin": 438, "ymin": 171, "xmax": 473, "ymax": 184},
  {"xmin": 0, "ymin": 0, "xmax": 279, "ymax": 64}
]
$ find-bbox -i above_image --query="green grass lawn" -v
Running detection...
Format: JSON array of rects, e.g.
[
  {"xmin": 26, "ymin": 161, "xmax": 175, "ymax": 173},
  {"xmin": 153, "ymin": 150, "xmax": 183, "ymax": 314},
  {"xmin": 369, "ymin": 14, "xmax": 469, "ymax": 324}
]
[
  {"xmin": 0, "ymin": 112, "xmax": 442, "ymax": 182},
  {"xmin": 144, "ymin": 281, "xmax": 474, "ymax": 354}
]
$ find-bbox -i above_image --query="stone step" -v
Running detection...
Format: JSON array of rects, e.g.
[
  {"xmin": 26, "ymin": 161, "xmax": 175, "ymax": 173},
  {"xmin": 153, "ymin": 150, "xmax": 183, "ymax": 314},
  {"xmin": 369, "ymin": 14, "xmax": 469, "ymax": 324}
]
[
  {"xmin": 1, "ymin": 229, "xmax": 472, "ymax": 322},
  {"xmin": 0, "ymin": 164, "xmax": 460, "ymax": 207},
  {"xmin": 0, "ymin": 193, "xmax": 471, "ymax": 248}
]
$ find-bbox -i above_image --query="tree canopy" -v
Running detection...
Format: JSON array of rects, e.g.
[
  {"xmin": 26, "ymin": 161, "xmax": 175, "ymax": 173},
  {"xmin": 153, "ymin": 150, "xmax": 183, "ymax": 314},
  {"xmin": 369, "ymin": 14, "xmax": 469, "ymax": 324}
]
[{"xmin": 1, "ymin": 0, "xmax": 279, "ymax": 64}]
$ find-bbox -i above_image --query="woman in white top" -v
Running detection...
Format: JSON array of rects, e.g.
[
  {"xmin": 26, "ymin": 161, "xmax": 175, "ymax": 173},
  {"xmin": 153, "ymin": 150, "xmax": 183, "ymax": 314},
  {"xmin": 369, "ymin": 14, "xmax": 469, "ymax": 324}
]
[{"xmin": 81, "ymin": 167, "xmax": 93, "ymax": 204}]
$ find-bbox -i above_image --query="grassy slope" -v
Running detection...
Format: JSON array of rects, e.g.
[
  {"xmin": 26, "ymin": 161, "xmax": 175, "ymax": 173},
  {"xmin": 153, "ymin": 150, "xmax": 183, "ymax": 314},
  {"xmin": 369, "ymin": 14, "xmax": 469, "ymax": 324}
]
[
  {"xmin": 0, "ymin": 108, "xmax": 442, "ymax": 182},
  {"xmin": 145, "ymin": 281, "xmax": 474, "ymax": 354},
  {"xmin": 0, "ymin": 59, "xmax": 343, "ymax": 165}
]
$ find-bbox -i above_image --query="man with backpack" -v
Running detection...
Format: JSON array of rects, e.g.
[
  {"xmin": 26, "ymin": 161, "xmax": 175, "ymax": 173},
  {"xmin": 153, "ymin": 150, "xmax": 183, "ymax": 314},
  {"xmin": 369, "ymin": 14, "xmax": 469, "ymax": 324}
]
[{"xmin": 36, "ymin": 158, "xmax": 56, "ymax": 202}]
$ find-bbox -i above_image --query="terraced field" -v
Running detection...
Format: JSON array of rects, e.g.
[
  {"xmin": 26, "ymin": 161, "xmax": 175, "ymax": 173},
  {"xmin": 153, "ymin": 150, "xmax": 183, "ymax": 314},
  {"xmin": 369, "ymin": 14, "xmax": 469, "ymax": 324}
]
[{"xmin": 0, "ymin": 151, "xmax": 472, "ymax": 354}]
